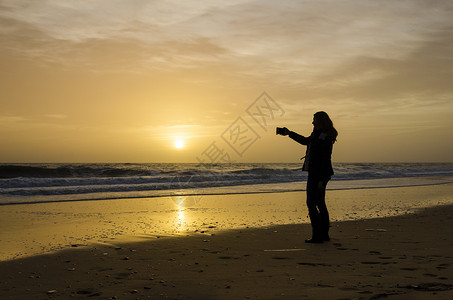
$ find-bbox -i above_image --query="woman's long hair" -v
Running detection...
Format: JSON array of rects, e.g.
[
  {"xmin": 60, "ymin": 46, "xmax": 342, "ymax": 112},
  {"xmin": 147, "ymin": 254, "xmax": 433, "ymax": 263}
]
[{"xmin": 314, "ymin": 111, "xmax": 338, "ymax": 143}]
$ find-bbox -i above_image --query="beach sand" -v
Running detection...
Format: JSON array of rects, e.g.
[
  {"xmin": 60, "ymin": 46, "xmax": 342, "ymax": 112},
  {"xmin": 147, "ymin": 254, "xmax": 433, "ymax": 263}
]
[{"xmin": 1, "ymin": 184, "xmax": 453, "ymax": 299}]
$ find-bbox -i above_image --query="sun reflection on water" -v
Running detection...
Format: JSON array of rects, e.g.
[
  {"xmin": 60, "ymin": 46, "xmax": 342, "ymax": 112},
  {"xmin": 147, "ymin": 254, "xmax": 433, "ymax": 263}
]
[{"xmin": 174, "ymin": 196, "xmax": 187, "ymax": 232}]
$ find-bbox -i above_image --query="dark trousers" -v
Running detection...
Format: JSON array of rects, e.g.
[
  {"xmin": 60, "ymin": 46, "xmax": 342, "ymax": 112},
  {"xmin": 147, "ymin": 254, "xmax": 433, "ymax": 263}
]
[{"xmin": 306, "ymin": 175, "xmax": 330, "ymax": 240}]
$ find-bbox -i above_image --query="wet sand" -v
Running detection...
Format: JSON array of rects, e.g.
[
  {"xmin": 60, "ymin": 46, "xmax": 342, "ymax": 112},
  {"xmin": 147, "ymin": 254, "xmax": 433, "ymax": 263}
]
[
  {"xmin": 1, "ymin": 185, "xmax": 453, "ymax": 299},
  {"xmin": 1, "ymin": 183, "xmax": 453, "ymax": 261}
]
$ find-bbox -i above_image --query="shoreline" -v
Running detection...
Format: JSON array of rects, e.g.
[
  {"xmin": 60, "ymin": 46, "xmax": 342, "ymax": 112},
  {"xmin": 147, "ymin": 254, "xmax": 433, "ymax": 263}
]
[
  {"xmin": 1, "ymin": 204, "xmax": 453, "ymax": 299},
  {"xmin": 2, "ymin": 175, "xmax": 453, "ymax": 206}
]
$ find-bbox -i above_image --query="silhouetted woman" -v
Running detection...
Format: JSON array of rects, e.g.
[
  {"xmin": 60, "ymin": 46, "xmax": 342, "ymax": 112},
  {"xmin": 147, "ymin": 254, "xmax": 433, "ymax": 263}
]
[{"xmin": 280, "ymin": 111, "xmax": 337, "ymax": 243}]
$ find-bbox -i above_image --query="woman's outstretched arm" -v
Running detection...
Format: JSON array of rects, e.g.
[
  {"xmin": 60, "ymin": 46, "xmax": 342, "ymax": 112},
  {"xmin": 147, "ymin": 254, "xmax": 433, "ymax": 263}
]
[{"xmin": 288, "ymin": 130, "xmax": 310, "ymax": 145}]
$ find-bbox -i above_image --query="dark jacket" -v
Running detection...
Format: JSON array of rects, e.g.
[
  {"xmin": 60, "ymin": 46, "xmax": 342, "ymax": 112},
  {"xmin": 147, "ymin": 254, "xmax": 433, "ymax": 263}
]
[{"xmin": 289, "ymin": 129, "xmax": 334, "ymax": 180}]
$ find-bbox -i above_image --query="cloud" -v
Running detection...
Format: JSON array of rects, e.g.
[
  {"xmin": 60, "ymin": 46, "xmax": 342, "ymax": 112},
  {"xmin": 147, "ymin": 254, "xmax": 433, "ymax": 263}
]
[
  {"xmin": 310, "ymin": 24, "xmax": 453, "ymax": 115},
  {"xmin": 2, "ymin": 0, "xmax": 452, "ymax": 119},
  {"xmin": 44, "ymin": 114, "xmax": 68, "ymax": 119},
  {"xmin": 0, "ymin": 115, "xmax": 27, "ymax": 125},
  {"xmin": 0, "ymin": 114, "xmax": 69, "ymax": 133},
  {"xmin": 2, "ymin": 0, "xmax": 453, "ymax": 78}
]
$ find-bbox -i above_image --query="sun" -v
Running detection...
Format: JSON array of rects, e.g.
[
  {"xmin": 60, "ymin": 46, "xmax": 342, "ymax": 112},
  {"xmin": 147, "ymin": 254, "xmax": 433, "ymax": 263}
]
[{"xmin": 173, "ymin": 138, "xmax": 185, "ymax": 149}]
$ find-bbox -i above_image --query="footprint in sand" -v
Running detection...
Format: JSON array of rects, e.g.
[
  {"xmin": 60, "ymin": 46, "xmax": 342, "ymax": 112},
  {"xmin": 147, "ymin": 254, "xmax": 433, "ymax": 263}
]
[
  {"xmin": 403, "ymin": 283, "xmax": 453, "ymax": 291},
  {"xmin": 218, "ymin": 256, "xmax": 240, "ymax": 260},
  {"xmin": 271, "ymin": 256, "xmax": 292, "ymax": 260},
  {"xmin": 76, "ymin": 288, "xmax": 100, "ymax": 296},
  {"xmin": 297, "ymin": 262, "xmax": 329, "ymax": 267}
]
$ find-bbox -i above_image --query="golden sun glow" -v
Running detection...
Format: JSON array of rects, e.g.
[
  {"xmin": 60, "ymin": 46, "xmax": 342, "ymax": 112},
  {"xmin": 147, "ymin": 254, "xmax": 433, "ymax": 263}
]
[{"xmin": 173, "ymin": 138, "xmax": 185, "ymax": 149}]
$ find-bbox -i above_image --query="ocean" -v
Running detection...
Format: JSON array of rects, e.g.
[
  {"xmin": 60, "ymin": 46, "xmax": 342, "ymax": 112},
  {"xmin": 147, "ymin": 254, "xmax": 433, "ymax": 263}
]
[{"xmin": 1, "ymin": 162, "xmax": 453, "ymax": 205}]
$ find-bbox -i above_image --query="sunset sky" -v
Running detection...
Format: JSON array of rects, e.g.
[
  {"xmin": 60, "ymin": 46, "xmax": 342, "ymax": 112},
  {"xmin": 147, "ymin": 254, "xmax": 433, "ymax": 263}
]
[{"xmin": 1, "ymin": 0, "xmax": 452, "ymax": 163}]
